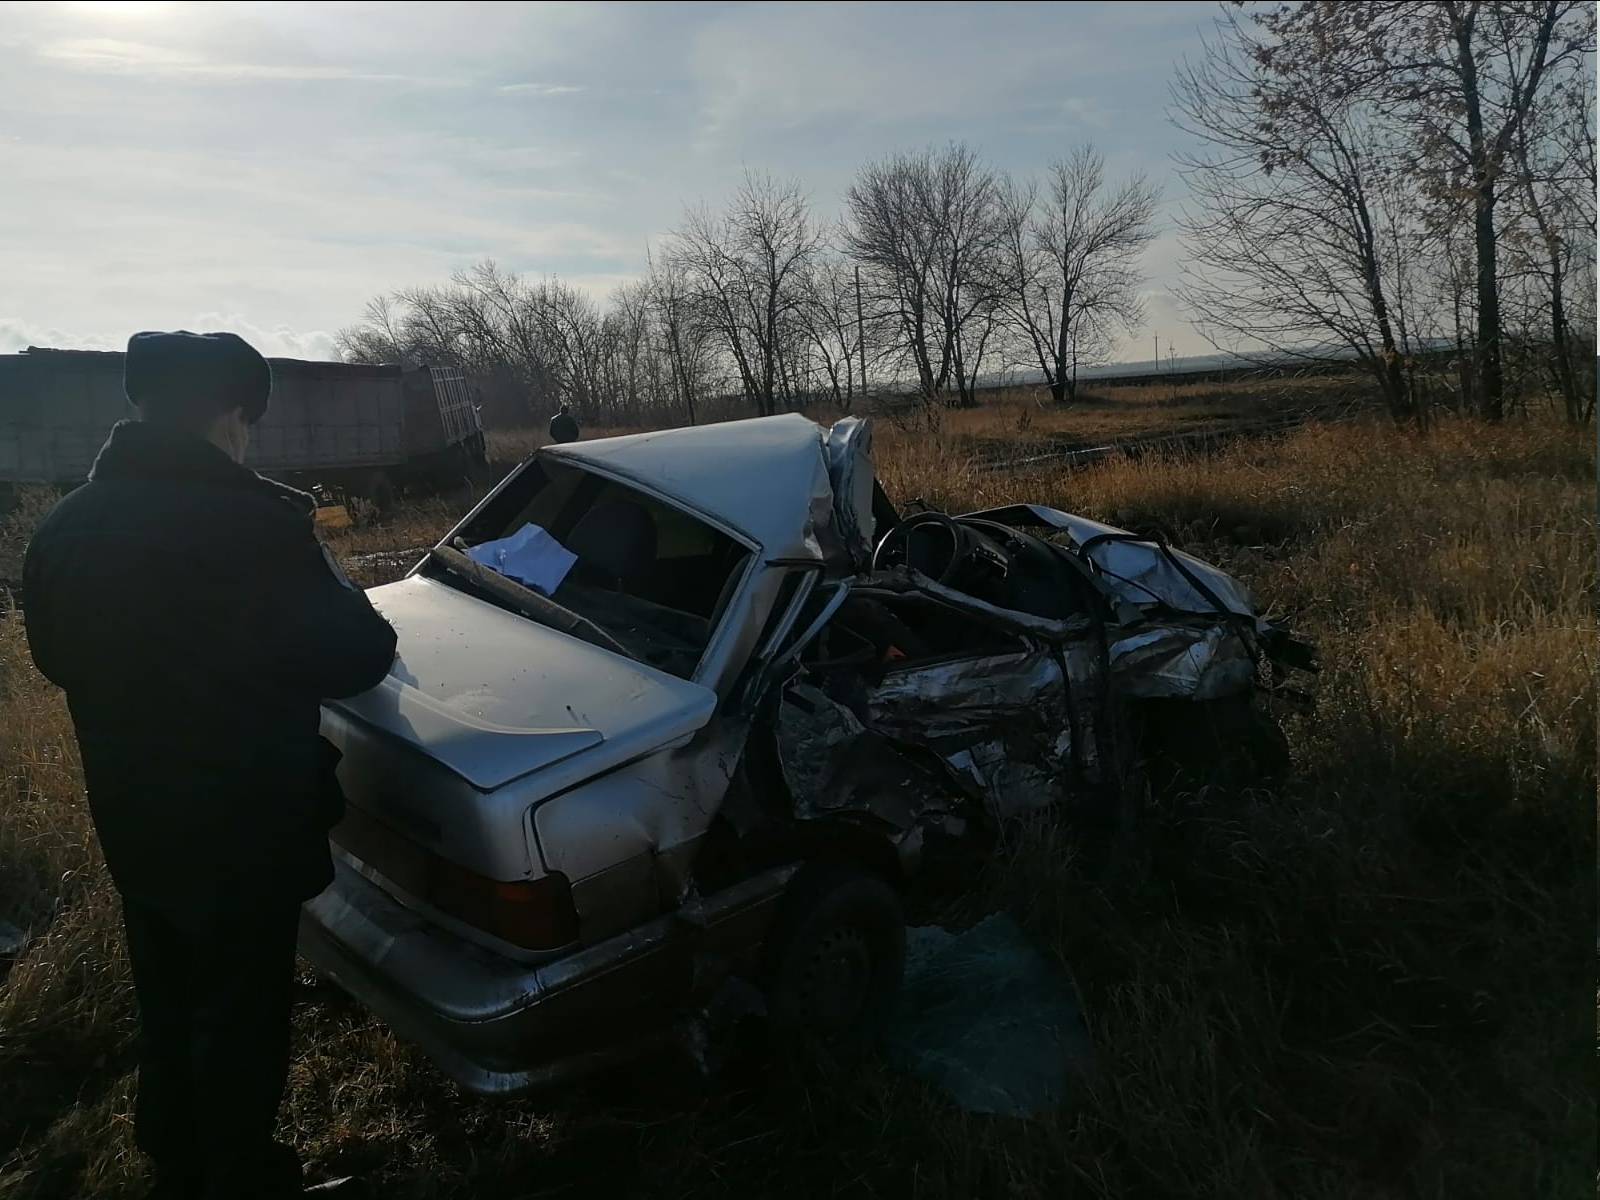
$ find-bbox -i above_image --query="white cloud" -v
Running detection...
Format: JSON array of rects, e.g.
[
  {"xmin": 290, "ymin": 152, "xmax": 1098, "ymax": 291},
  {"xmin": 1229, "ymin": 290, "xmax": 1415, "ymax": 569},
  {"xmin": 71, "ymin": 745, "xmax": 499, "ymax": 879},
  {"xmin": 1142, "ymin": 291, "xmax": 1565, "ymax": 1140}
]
[
  {"xmin": 1, "ymin": 136, "xmax": 636, "ymax": 336},
  {"xmin": 38, "ymin": 37, "xmax": 458, "ymax": 85},
  {"xmin": 189, "ymin": 316, "xmax": 342, "ymax": 361},
  {"xmin": 0, "ymin": 1, "xmax": 1220, "ymax": 366},
  {"xmin": 0, "ymin": 317, "xmax": 119, "ymax": 354},
  {"xmin": 498, "ymin": 82, "xmax": 582, "ymax": 96},
  {"xmin": 0, "ymin": 315, "xmax": 341, "ymax": 360},
  {"xmin": 685, "ymin": 3, "xmax": 1104, "ymax": 151}
]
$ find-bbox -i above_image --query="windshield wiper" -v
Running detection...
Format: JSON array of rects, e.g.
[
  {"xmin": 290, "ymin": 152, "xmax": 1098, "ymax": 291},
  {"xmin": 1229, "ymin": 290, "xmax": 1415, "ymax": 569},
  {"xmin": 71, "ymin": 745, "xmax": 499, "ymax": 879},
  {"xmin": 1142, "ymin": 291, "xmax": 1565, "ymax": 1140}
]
[{"xmin": 427, "ymin": 545, "xmax": 630, "ymax": 659}]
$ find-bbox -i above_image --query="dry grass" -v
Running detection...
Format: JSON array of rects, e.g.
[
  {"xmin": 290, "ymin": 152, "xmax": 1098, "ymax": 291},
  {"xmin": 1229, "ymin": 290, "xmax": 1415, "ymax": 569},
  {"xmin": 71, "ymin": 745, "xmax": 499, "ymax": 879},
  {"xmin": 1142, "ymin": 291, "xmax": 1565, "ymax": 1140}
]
[
  {"xmin": 874, "ymin": 374, "xmax": 1369, "ymax": 459},
  {"xmin": 0, "ymin": 409, "xmax": 1593, "ymax": 1198}
]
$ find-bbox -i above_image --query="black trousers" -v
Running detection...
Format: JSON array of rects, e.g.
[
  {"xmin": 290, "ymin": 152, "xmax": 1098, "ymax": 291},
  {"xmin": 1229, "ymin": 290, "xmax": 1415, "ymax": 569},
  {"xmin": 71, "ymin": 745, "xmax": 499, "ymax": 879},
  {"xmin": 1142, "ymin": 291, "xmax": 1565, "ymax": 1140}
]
[{"xmin": 121, "ymin": 899, "xmax": 305, "ymax": 1200}]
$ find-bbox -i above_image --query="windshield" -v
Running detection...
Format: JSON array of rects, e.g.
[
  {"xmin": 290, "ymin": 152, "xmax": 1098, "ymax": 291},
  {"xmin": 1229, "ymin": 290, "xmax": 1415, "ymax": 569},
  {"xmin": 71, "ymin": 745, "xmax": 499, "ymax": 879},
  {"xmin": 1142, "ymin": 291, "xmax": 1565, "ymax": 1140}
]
[{"xmin": 440, "ymin": 457, "xmax": 752, "ymax": 680}]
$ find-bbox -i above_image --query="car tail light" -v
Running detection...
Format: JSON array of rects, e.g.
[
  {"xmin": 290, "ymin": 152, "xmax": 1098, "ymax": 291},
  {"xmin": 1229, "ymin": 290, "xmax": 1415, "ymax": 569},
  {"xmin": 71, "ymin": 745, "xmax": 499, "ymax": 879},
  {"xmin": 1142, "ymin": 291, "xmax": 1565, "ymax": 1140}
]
[
  {"xmin": 428, "ymin": 858, "xmax": 579, "ymax": 952},
  {"xmin": 332, "ymin": 806, "xmax": 579, "ymax": 952}
]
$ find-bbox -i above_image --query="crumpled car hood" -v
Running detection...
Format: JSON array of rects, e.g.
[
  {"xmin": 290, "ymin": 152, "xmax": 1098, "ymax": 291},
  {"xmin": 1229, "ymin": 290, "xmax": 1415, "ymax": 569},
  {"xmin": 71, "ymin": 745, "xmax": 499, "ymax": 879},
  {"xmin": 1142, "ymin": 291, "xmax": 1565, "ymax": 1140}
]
[
  {"xmin": 963, "ymin": 503, "xmax": 1262, "ymax": 622},
  {"xmin": 326, "ymin": 575, "xmax": 717, "ymax": 791},
  {"xmin": 960, "ymin": 502, "xmax": 1282, "ymax": 700}
]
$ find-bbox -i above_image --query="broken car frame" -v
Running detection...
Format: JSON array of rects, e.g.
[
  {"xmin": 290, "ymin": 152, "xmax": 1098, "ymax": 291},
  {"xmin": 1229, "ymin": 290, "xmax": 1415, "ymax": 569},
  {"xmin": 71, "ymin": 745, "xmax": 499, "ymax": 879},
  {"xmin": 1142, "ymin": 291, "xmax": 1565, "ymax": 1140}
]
[{"xmin": 298, "ymin": 413, "xmax": 1316, "ymax": 1094}]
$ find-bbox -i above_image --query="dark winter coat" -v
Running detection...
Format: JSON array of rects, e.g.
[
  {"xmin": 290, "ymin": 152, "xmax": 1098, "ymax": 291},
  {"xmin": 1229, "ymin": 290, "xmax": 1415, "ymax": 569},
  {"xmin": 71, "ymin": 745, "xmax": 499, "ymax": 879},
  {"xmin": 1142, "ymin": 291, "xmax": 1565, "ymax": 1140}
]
[
  {"xmin": 22, "ymin": 421, "xmax": 398, "ymax": 926},
  {"xmin": 548, "ymin": 410, "xmax": 579, "ymax": 444}
]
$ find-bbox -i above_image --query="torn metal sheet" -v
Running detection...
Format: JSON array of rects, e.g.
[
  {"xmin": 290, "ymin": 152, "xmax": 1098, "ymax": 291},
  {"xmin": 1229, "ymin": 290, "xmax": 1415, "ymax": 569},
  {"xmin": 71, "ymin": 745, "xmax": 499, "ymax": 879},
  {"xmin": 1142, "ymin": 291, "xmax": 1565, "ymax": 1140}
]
[
  {"xmin": 773, "ymin": 682, "xmax": 965, "ymax": 866},
  {"xmin": 1059, "ymin": 638, "xmax": 1109, "ymax": 783},
  {"xmin": 865, "ymin": 650, "xmax": 1071, "ymax": 819},
  {"xmin": 963, "ymin": 503, "xmax": 1263, "ymax": 623},
  {"xmin": 1110, "ymin": 623, "xmax": 1259, "ymax": 701},
  {"xmin": 824, "ymin": 416, "xmax": 878, "ymax": 569},
  {"xmin": 943, "ymin": 742, "xmax": 1058, "ymax": 821},
  {"xmin": 862, "ymin": 569, "xmax": 1094, "ymax": 643}
]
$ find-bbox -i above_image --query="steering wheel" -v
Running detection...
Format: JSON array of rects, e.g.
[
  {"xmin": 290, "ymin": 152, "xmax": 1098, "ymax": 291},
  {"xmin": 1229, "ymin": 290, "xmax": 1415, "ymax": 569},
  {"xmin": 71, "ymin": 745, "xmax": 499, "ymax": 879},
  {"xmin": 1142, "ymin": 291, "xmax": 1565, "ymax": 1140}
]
[{"xmin": 871, "ymin": 511, "xmax": 972, "ymax": 585}]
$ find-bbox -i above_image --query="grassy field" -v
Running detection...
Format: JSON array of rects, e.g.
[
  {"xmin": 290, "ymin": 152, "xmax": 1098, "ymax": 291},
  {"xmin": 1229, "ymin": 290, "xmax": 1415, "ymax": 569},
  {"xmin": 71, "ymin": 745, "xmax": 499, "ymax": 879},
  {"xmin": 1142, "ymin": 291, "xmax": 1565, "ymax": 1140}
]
[
  {"xmin": 0, "ymin": 397, "xmax": 1593, "ymax": 1198},
  {"xmin": 482, "ymin": 373, "xmax": 1375, "ymax": 471}
]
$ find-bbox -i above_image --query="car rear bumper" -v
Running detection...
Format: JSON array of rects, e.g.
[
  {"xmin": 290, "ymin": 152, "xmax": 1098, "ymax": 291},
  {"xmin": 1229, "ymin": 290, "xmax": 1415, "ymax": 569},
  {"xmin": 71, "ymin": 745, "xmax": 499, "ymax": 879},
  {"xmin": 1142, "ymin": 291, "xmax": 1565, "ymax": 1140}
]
[{"xmin": 298, "ymin": 855, "xmax": 796, "ymax": 1096}]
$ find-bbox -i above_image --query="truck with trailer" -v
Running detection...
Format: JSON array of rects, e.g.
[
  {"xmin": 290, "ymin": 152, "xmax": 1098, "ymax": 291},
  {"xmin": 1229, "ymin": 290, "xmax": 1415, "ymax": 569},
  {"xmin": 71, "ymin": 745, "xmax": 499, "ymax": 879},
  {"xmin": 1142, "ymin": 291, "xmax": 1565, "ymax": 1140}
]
[{"xmin": 0, "ymin": 347, "xmax": 487, "ymax": 513}]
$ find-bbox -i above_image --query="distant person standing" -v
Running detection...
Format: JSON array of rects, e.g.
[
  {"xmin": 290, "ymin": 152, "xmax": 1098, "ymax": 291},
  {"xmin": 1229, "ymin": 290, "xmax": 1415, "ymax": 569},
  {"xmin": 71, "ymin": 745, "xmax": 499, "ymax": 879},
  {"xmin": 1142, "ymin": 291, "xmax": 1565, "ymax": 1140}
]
[
  {"xmin": 23, "ymin": 331, "xmax": 396, "ymax": 1199},
  {"xmin": 548, "ymin": 402, "xmax": 579, "ymax": 444}
]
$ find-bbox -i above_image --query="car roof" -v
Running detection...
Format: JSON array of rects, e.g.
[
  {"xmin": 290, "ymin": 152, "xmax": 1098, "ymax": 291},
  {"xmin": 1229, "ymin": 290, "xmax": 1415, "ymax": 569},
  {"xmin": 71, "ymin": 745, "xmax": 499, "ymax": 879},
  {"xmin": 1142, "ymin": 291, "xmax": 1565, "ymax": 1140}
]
[{"xmin": 540, "ymin": 412, "xmax": 874, "ymax": 564}]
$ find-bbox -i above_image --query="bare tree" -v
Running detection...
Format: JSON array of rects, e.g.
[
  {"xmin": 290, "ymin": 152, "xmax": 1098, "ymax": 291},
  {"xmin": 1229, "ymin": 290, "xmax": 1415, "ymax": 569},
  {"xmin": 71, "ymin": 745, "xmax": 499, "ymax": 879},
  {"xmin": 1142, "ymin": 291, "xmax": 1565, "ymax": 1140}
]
[
  {"xmin": 336, "ymin": 261, "xmax": 610, "ymax": 424},
  {"xmin": 1433, "ymin": 221, "xmax": 1481, "ymax": 412},
  {"xmin": 594, "ymin": 279, "xmax": 648, "ymax": 424},
  {"xmin": 1273, "ymin": 1, "xmax": 1594, "ymax": 419},
  {"xmin": 997, "ymin": 147, "xmax": 1160, "ymax": 405},
  {"xmin": 1501, "ymin": 25, "xmax": 1598, "ymax": 423},
  {"xmin": 844, "ymin": 142, "xmax": 1007, "ymax": 407},
  {"xmin": 335, "ymin": 295, "xmax": 411, "ymax": 365},
  {"xmin": 666, "ymin": 171, "xmax": 822, "ymax": 416},
  {"xmin": 1170, "ymin": 6, "xmax": 1426, "ymax": 423},
  {"xmin": 442, "ymin": 262, "xmax": 563, "ymax": 413},
  {"xmin": 797, "ymin": 253, "xmax": 863, "ymax": 409},
  {"xmin": 531, "ymin": 277, "xmax": 607, "ymax": 417},
  {"xmin": 645, "ymin": 251, "xmax": 715, "ymax": 426}
]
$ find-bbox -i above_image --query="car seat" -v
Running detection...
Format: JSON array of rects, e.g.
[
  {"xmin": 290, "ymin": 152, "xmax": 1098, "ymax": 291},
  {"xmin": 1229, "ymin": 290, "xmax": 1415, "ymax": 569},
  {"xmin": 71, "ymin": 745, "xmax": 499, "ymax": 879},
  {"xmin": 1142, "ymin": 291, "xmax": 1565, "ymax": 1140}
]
[{"xmin": 563, "ymin": 500, "xmax": 658, "ymax": 590}]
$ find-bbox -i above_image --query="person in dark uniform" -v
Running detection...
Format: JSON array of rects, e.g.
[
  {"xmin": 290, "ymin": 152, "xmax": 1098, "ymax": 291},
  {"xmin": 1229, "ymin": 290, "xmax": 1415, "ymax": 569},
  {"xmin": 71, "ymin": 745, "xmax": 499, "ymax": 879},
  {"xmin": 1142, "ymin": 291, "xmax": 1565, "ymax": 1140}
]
[
  {"xmin": 548, "ymin": 402, "xmax": 579, "ymax": 444},
  {"xmin": 22, "ymin": 331, "xmax": 397, "ymax": 1200}
]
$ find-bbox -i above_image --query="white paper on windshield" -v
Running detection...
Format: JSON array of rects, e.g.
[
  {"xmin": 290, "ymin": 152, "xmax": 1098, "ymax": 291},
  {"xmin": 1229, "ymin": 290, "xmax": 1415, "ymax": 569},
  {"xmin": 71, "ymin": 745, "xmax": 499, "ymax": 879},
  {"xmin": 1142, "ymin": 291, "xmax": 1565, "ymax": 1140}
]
[{"xmin": 464, "ymin": 523, "xmax": 577, "ymax": 596}]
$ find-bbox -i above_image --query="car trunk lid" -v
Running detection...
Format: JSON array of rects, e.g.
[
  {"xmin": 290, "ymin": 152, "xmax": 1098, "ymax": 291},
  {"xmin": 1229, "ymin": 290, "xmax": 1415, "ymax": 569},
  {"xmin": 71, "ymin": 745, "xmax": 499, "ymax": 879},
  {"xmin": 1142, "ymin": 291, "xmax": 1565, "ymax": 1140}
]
[{"xmin": 326, "ymin": 574, "xmax": 717, "ymax": 793}]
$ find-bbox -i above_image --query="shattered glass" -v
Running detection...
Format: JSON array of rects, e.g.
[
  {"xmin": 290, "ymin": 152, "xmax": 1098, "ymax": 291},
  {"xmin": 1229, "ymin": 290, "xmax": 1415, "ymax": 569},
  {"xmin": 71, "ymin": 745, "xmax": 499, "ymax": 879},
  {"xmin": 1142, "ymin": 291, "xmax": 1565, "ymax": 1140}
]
[
  {"xmin": 772, "ymin": 682, "xmax": 967, "ymax": 868},
  {"xmin": 883, "ymin": 913, "xmax": 1096, "ymax": 1118}
]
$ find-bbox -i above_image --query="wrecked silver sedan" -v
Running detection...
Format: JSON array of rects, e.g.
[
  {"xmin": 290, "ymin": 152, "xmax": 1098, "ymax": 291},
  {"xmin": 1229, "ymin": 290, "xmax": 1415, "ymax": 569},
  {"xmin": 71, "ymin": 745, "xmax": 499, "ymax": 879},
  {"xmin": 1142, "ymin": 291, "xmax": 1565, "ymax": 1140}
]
[{"xmin": 299, "ymin": 414, "xmax": 1314, "ymax": 1094}]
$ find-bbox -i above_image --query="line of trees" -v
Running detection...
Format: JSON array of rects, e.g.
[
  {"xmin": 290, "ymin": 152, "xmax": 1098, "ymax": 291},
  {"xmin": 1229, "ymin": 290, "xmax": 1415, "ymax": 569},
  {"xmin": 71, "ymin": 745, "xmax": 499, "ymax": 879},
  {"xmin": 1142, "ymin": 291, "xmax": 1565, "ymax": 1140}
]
[
  {"xmin": 336, "ymin": 143, "xmax": 1161, "ymax": 429},
  {"xmin": 338, "ymin": 3, "xmax": 1595, "ymax": 430},
  {"xmin": 1173, "ymin": 0, "xmax": 1595, "ymax": 425}
]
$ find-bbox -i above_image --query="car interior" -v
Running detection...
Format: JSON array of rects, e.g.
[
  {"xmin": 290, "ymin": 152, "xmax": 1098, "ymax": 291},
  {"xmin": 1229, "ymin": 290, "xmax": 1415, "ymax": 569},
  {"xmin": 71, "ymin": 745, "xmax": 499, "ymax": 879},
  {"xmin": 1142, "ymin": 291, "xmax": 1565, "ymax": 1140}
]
[{"xmin": 443, "ymin": 459, "xmax": 752, "ymax": 678}]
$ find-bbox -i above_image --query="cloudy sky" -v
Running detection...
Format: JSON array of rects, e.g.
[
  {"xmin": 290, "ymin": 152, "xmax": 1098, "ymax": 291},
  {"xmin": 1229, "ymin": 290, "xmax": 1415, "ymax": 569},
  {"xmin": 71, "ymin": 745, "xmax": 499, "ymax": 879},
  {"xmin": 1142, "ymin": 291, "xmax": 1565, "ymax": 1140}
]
[{"xmin": 1, "ymin": 0, "xmax": 1222, "ymax": 364}]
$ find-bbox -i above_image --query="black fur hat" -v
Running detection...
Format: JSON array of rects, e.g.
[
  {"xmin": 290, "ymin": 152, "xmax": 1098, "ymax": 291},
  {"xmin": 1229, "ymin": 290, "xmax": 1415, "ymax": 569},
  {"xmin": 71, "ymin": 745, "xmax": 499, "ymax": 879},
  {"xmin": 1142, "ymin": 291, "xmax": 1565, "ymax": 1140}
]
[{"xmin": 124, "ymin": 330, "xmax": 272, "ymax": 425}]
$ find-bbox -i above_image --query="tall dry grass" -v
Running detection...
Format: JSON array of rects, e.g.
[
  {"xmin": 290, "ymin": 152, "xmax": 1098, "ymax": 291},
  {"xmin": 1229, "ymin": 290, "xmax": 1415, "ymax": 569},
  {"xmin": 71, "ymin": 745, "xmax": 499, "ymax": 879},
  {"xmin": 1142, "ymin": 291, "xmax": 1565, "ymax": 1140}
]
[{"xmin": 0, "ymin": 413, "xmax": 1592, "ymax": 1198}]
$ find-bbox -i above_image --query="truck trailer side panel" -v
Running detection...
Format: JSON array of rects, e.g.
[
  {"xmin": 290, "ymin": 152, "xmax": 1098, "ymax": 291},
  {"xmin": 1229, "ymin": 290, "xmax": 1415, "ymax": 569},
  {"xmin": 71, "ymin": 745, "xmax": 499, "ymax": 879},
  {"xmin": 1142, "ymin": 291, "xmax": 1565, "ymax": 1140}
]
[
  {"xmin": 0, "ymin": 351, "xmax": 132, "ymax": 485},
  {"xmin": 1, "ymin": 349, "xmax": 419, "ymax": 488},
  {"xmin": 247, "ymin": 359, "xmax": 406, "ymax": 474}
]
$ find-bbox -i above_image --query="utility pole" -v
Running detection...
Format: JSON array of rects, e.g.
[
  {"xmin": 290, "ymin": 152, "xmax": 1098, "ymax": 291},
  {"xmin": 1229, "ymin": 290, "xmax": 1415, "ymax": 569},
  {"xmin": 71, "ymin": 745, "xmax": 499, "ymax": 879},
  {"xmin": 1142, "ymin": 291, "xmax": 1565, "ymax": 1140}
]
[
  {"xmin": 854, "ymin": 264, "xmax": 867, "ymax": 398},
  {"xmin": 1154, "ymin": 332, "xmax": 1159, "ymax": 376}
]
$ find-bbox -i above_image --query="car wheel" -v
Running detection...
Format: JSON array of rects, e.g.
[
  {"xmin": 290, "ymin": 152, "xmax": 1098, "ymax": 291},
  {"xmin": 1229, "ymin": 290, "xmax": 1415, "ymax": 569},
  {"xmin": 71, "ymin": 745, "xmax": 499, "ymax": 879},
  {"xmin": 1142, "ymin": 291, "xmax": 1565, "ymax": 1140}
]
[{"xmin": 761, "ymin": 864, "xmax": 906, "ymax": 1057}]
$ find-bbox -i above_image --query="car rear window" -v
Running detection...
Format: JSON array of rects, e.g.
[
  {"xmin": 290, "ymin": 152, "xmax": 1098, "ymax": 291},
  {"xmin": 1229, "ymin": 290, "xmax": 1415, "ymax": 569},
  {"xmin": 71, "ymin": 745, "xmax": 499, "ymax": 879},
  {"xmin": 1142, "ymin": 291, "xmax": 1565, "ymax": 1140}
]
[{"xmin": 448, "ymin": 458, "xmax": 751, "ymax": 679}]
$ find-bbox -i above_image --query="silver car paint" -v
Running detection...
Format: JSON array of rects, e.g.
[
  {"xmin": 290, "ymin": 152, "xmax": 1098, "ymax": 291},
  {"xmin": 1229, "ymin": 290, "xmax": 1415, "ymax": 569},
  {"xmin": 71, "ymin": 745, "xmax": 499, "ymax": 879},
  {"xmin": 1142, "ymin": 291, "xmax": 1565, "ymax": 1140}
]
[
  {"xmin": 301, "ymin": 412, "xmax": 1298, "ymax": 1094},
  {"xmin": 300, "ymin": 856, "xmax": 798, "ymax": 1094},
  {"xmin": 336, "ymin": 575, "xmax": 717, "ymax": 791},
  {"xmin": 315, "ymin": 420, "xmax": 877, "ymax": 957},
  {"xmin": 543, "ymin": 412, "xmax": 876, "ymax": 566}
]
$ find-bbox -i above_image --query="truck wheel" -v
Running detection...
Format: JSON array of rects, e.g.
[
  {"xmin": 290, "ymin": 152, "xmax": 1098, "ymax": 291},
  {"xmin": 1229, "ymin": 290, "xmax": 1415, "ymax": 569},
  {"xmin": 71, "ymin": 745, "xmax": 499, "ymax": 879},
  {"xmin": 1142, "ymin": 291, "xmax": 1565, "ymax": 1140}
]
[{"xmin": 761, "ymin": 864, "xmax": 905, "ymax": 1057}]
